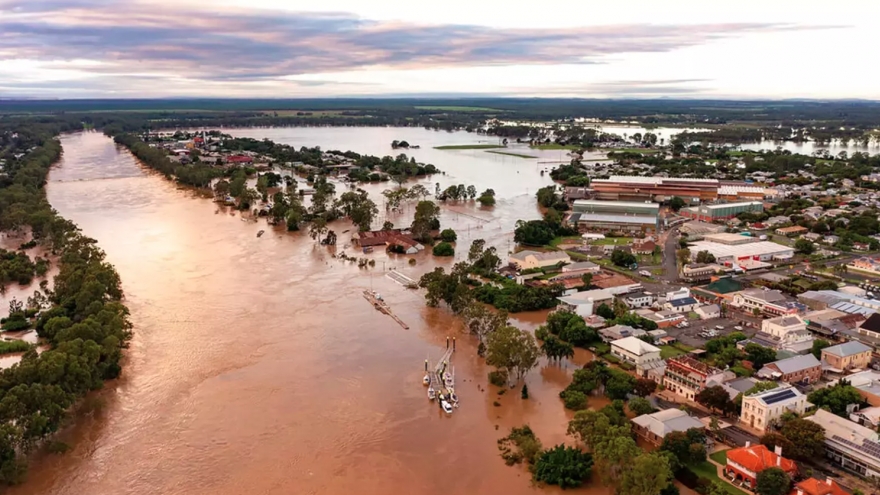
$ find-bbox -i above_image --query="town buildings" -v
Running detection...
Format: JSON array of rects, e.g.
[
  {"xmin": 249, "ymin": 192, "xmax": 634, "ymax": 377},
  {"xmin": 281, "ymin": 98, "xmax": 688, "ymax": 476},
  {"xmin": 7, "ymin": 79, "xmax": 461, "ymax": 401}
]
[
  {"xmin": 695, "ymin": 304, "xmax": 721, "ymax": 319},
  {"xmin": 732, "ymin": 288, "xmax": 799, "ymax": 316},
  {"xmin": 590, "ymin": 176, "xmax": 764, "ymax": 203},
  {"xmin": 508, "ymin": 250, "xmax": 571, "ymax": 270},
  {"xmin": 739, "ymin": 385, "xmax": 808, "ymax": 432},
  {"xmin": 681, "ymin": 263, "xmax": 725, "ymax": 283},
  {"xmin": 687, "ymin": 240, "xmax": 794, "ymax": 264},
  {"xmin": 807, "ymin": 409, "xmax": 880, "ymax": 478},
  {"xmin": 724, "ymin": 444, "xmax": 798, "ymax": 488},
  {"xmin": 622, "ymin": 291, "xmax": 654, "ymax": 308},
  {"xmin": 848, "ymin": 257, "xmax": 880, "ymax": 277},
  {"xmin": 568, "ymin": 200, "xmax": 660, "ymax": 233},
  {"xmin": 631, "ymin": 409, "xmax": 705, "ymax": 445},
  {"xmin": 681, "ymin": 201, "xmax": 764, "ymax": 222},
  {"xmin": 821, "ymin": 341, "xmax": 873, "ymax": 372},
  {"xmin": 556, "ymin": 289, "xmax": 614, "ymax": 317},
  {"xmin": 665, "ymin": 296, "xmax": 699, "ymax": 313},
  {"xmin": 775, "ymin": 225, "xmax": 809, "ymax": 237},
  {"xmin": 844, "ymin": 370, "xmax": 880, "ymax": 406},
  {"xmin": 611, "ymin": 336, "xmax": 663, "ymax": 376},
  {"xmin": 756, "ymin": 354, "xmax": 823, "ymax": 384},
  {"xmin": 787, "ymin": 478, "xmax": 848, "ymax": 495},
  {"xmin": 663, "ymin": 355, "xmax": 726, "ymax": 400}
]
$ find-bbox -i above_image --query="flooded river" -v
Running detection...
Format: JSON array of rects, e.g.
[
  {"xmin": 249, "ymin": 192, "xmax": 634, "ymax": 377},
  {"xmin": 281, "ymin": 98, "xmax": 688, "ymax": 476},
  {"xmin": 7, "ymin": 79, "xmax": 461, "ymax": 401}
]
[{"xmin": 9, "ymin": 130, "xmax": 615, "ymax": 495}]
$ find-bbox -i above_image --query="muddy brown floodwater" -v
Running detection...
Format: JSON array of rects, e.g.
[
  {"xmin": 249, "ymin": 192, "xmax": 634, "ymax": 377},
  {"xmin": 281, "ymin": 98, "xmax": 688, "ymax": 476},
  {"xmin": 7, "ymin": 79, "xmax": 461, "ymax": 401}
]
[{"xmin": 10, "ymin": 130, "xmax": 618, "ymax": 495}]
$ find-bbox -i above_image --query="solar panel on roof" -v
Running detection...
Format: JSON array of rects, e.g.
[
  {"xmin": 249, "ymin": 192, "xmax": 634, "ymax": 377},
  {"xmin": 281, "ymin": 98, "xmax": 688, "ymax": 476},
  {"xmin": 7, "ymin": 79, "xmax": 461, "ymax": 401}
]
[{"xmin": 763, "ymin": 389, "xmax": 797, "ymax": 405}]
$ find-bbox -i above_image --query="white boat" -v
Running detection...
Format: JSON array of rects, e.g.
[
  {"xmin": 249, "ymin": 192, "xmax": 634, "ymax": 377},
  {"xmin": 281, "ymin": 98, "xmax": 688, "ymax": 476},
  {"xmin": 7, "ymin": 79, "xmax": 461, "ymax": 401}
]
[
  {"xmin": 450, "ymin": 392, "xmax": 459, "ymax": 403},
  {"xmin": 440, "ymin": 400, "xmax": 453, "ymax": 414},
  {"xmin": 428, "ymin": 387, "xmax": 436, "ymax": 400},
  {"xmin": 422, "ymin": 374, "xmax": 430, "ymax": 386},
  {"xmin": 444, "ymin": 367, "xmax": 454, "ymax": 388}
]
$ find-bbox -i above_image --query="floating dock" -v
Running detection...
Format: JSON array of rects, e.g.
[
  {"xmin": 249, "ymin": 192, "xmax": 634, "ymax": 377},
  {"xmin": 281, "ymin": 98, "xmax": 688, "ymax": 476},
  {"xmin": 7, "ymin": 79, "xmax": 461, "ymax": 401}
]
[
  {"xmin": 425, "ymin": 339, "xmax": 458, "ymax": 413},
  {"xmin": 362, "ymin": 290, "xmax": 409, "ymax": 329}
]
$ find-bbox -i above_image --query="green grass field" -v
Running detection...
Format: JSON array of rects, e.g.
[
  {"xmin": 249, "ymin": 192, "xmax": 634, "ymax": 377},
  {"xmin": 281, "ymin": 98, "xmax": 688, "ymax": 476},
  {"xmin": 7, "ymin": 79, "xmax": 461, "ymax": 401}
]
[
  {"xmin": 529, "ymin": 143, "xmax": 580, "ymax": 150},
  {"xmin": 710, "ymin": 450, "xmax": 728, "ymax": 465},
  {"xmin": 690, "ymin": 461, "xmax": 746, "ymax": 495},
  {"xmin": 415, "ymin": 106, "xmax": 502, "ymax": 112},
  {"xmin": 549, "ymin": 236, "xmax": 583, "ymax": 248},
  {"xmin": 660, "ymin": 345, "xmax": 686, "ymax": 359},
  {"xmin": 434, "ymin": 144, "xmax": 505, "ymax": 150},
  {"xmin": 485, "ymin": 150, "xmax": 537, "ymax": 159}
]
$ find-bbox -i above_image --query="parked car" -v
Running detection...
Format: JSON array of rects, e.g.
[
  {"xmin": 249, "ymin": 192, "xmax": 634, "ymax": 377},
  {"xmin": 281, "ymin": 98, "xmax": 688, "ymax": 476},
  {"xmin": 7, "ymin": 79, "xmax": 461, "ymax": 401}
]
[
  {"xmin": 734, "ymin": 325, "xmax": 743, "ymax": 331},
  {"xmin": 715, "ymin": 325, "xmax": 725, "ymax": 330}
]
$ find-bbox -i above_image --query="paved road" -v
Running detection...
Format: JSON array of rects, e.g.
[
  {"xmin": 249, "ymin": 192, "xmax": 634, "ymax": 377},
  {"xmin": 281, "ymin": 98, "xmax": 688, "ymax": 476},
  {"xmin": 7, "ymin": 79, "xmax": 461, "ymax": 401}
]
[{"xmin": 661, "ymin": 227, "xmax": 680, "ymax": 284}]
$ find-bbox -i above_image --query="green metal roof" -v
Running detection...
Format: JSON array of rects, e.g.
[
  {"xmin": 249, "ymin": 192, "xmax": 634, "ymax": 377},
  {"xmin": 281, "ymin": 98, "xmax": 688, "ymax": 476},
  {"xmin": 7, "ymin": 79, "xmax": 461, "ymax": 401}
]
[{"xmin": 703, "ymin": 278, "xmax": 744, "ymax": 294}]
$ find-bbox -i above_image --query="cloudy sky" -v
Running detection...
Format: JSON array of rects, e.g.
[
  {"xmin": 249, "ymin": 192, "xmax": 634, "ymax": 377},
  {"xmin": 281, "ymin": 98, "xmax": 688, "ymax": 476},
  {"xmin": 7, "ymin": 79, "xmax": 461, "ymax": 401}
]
[{"xmin": 0, "ymin": 0, "xmax": 876, "ymax": 99}]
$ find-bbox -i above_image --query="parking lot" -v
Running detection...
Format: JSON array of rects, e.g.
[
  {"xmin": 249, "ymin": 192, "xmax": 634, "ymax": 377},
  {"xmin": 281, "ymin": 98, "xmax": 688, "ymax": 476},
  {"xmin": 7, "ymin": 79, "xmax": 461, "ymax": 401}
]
[{"xmin": 664, "ymin": 313, "xmax": 765, "ymax": 349}]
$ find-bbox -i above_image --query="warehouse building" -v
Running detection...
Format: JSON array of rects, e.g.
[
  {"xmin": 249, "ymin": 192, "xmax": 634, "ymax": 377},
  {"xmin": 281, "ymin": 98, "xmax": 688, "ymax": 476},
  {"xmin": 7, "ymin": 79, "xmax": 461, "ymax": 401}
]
[
  {"xmin": 687, "ymin": 240, "xmax": 794, "ymax": 264},
  {"xmin": 681, "ymin": 201, "xmax": 764, "ymax": 222},
  {"xmin": 591, "ymin": 176, "xmax": 766, "ymax": 204},
  {"xmin": 568, "ymin": 200, "xmax": 660, "ymax": 233}
]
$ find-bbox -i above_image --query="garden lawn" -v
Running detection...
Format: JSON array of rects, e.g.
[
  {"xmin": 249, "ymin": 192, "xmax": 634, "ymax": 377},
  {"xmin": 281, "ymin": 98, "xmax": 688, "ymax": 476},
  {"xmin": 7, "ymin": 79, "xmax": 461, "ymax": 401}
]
[
  {"xmin": 690, "ymin": 461, "xmax": 746, "ymax": 495},
  {"xmin": 592, "ymin": 237, "xmax": 634, "ymax": 245},
  {"xmin": 710, "ymin": 450, "xmax": 728, "ymax": 465},
  {"xmin": 659, "ymin": 345, "xmax": 686, "ymax": 359}
]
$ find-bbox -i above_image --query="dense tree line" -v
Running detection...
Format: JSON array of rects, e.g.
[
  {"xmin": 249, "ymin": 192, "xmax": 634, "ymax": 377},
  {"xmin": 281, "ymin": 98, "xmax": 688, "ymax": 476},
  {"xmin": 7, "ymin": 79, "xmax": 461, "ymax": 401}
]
[
  {"xmin": 0, "ymin": 123, "xmax": 133, "ymax": 484},
  {"xmin": 111, "ymin": 133, "xmax": 221, "ymax": 187}
]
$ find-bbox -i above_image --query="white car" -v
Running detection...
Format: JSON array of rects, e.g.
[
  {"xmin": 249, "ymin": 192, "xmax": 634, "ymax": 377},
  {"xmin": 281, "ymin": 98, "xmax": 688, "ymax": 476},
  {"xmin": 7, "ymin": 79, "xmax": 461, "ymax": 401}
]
[{"xmin": 734, "ymin": 326, "xmax": 743, "ymax": 331}]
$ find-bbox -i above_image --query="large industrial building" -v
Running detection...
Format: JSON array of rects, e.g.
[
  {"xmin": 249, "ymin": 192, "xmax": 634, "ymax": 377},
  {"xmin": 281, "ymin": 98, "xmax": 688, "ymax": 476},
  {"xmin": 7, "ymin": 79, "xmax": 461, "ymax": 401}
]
[
  {"xmin": 590, "ymin": 176, "xmax": 765, "ymax": 203},
  {"xmin": 681, "ymin": 201, "xmax": 764, "ymax": 221},
  {"xmin": 568, "ymin": 200, "xmax": 660, "ymax": 233},
  {"xmin": 688, "ymin": 240, "xmax": 795, "ymax": 263},
  {"xmin": 590, "ymin": 175, "xmax": 765, "ymax": 204}
]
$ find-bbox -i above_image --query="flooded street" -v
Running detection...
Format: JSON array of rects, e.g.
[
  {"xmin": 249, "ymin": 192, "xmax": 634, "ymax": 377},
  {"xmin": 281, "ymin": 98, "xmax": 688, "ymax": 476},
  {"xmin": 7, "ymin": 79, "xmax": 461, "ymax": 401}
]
[{"xmin": 10, "ymin": 130, "xmax": 612, "ymax": 495}]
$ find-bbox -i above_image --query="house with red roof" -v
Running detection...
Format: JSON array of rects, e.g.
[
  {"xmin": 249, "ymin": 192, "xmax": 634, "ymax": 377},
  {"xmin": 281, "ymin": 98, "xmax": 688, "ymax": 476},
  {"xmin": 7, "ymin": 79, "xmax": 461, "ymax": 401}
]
[
  {"xmin": 789, "ymin": 478, "xmax": 847, "ymax": 495},
  {"xmin": 724, "ymin": 443, "xmax": 797, "ymax": 488}
]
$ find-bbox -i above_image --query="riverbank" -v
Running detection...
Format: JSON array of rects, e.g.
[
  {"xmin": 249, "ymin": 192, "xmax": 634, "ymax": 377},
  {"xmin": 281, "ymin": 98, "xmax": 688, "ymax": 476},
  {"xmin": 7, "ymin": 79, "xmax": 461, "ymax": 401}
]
[{"xmin": 0, "ymin": 126, "xmax": 132, "ymax": 485}]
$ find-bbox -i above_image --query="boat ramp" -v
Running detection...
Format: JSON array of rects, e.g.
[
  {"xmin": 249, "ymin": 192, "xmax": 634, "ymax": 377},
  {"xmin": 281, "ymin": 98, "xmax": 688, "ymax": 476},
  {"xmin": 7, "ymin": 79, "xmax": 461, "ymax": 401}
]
[
  {"xmin": 424, "ymin": 338, "xmax": 459, "ymax": 414},
  {"xmin": 362, "ymin": 290, "xmax": 409, "ymax": 330}
]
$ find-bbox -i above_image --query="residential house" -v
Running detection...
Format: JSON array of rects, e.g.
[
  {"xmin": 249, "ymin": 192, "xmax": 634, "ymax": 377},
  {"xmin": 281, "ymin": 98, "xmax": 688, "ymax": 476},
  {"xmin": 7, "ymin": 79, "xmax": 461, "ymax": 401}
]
[
  {"xmin": 788, "ymin": 478, "xmax": 848, "ymax": 495},
  {"xmin": 850, "ymin": 406, "xmax": 880, "ymax": 429},
  {"xmin": 740, "ymin": 385, "xmax": 808, "ymax": 432},
  {"xmin": 756, "ymin": 354, "xmax": 823, "ymax": 384},
  {"xmin": 775, "ymin": 225, "xmax": 808, "ymax": 236},
  {"xmin": 508, "ymin": 250, "xmax": 571, "ymax": 270},
  {"xmin": 632, "ymin": 409, "xmax": 705, "ymax": 445},
  {"xmin": 599, "ymin": 324, "xmax": 645, "ymax": 342},
  {"xmin": 695, "ymin": 304, "xmax": 721, "ymax": 320},
  {"xmin": 732, "ymin": 288, "xmax": 797, "ymax": 316},
  {"xmin": 806, "ymin": 409, "xmax": 880, "ymax": 478},
  {"xmin": 663, "ymin": 355, "xmax": 726, "ymax": 401},
  {"xmin": 622, "ymin": 291, "xmax": 654, "ymax": 309},
  {"xmin": 611, "ymin": 336, "xmax": 663, "ymax": 377},
  {"xmin": 641, "ymin": 309, "xmax": 687, "ymax": 328},
  {"xmin": 821, "ymin": 341, "xmax": 873, "ymax": 372},
  {"xmin": 556, "ymin": 289, "xmax": 615, "ymax": 317},
  {"xmin": 854, "ymin": 242, "xmax": 871, "ymax": 252},
  {"xmin": 665, "ymin": 297, "xmax": 699, "ymax": 313},
  {"xmin": 824, "ymin": 235, "xmax": 840, "ymax": 245},
  {"xmin": 803, "ymin": 232, "xmax": 822, "ymax": 242},
  {"xmin": 632, "ymin": 240, "xmax": 657, "ymax": 255},
  {"xmin": 725, "ymin": 444, "xmax": 798, "ymax": 488}
]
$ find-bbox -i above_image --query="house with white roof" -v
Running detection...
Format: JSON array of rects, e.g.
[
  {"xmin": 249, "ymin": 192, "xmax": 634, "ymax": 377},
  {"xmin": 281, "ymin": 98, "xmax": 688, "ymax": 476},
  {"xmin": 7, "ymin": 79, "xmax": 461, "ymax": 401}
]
[
  {"xmin": 740, "ymin": 385, "xmax": 808, "ymax": 432},
  {"xmin": 632, "ymin": 408, "xmax": 706, "ymax": 445},
  {"xmin": 762, "ymin": 315, "xmax": 807, "ymax": 340},
  {"xmin": 556, "ymin": 289, "xmax": 614, "ymax": 317},
  {"xmin": 611, "ymin": 336, "xmax": 662, "ymax": 377},
  {"xmin": 807, "ymin": 409, "xmax": 880, "ymax": 478}
]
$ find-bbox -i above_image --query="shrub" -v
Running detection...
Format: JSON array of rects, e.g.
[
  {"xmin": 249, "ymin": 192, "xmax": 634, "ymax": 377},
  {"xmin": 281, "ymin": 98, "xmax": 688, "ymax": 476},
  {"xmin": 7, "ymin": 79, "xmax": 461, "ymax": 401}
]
[
  {"xmin": 439, "ymin": 229, "xmax": 457, "ymax": 242},
  {"xmin": 489, "ymin": 370, "xmax": 508, "ymax": 387},
  {"xmin": 533, "ymin": 445, "xmax": 593, "ymax": 489},
  {"xmin": 560, "ymin": 390, "xmax": 588, "ymax": 410},
  {"xmin": 432, "ymin": 242, "xmax": 455, "ymax": 256}
]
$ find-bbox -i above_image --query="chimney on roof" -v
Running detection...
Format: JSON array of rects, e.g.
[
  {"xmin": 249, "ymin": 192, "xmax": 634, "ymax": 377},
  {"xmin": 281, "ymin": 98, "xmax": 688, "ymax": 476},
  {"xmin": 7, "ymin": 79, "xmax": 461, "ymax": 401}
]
[
  {"xmin": 826, "ymin": 477, "xmax": 833, "ymax": 486},
  {"xmin": 774, "ymin": 445, "xmax": 782, "ymax": 457},
  {"xmin": 777, "ymin": 455, "xmax": 781, "ymax": 467},
  {"xmin": 797, "ymin": 490, "xmax": 803, "ymax": 495},
  {"xmin": 745, "ymin": 441, "xmax": 751, "ymax": 448}
]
